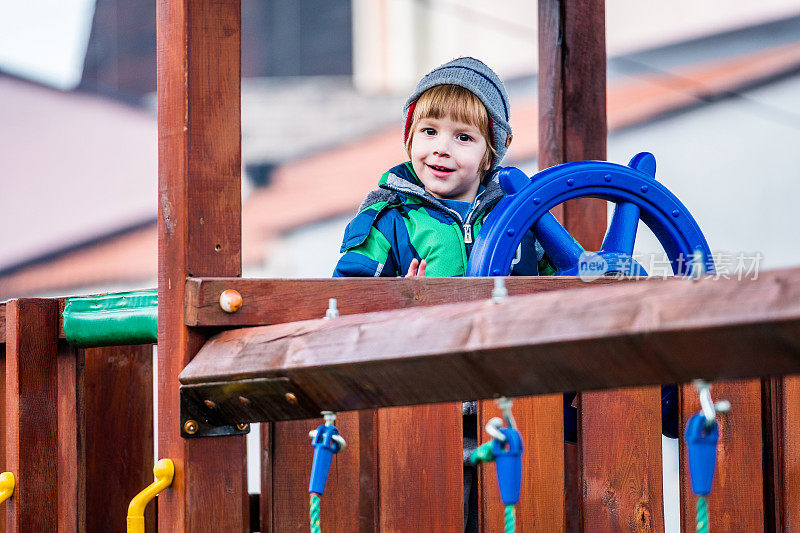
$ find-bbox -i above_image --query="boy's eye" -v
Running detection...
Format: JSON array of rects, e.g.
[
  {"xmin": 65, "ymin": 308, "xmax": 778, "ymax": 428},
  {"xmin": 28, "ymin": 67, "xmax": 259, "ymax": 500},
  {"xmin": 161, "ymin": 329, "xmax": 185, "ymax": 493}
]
[
  {"xmin": 421, "ymin": 127, "xmax": 436, "ymax": 136},
  {"xmin": 457, "ymin": 134, "xmax": 474, "ymax": 142}
]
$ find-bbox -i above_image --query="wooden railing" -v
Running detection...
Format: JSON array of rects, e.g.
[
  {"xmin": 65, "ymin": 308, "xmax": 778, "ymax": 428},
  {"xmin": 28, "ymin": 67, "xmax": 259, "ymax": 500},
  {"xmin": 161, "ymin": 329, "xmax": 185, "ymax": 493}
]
[{"xmin": 2, "ymin": 268, "xmax": 797, "ymax": 531}]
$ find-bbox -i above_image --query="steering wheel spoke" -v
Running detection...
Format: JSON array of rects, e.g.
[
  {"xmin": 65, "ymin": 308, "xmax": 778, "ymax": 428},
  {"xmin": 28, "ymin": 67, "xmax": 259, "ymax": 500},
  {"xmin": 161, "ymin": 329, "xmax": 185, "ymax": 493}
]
[
  {"xmin": 532, "ymin": 211, "xmax": 584, "ymax": 274},
  {"xmin": 601, "ymin": 201, "xmax": 640, "ymax": 256}
]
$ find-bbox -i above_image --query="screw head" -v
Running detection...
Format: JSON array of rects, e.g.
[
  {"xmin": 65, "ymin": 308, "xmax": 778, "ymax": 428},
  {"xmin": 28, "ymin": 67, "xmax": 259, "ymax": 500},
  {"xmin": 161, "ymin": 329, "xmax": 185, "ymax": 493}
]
[
  {"xmin": 184, "ymin": 420, "xmax": 198, "ymax": 435},
  {"xmin": 237, "ymin": 423, "xmax": 249, "ymax": 431},
  {"xmin": 641, "ymin": 185, "xmax": 649, "ymax": 193},
  {"xmin": 566, "ymin": 178, "xmax": 575, "ymax": 186},
  {"xmin": 285, "ymin": 392, "xmax": 298, "ymax": 405},
  {"xmin": 604, "ymin": 174, "xmax": 612, "ymax": 182},
  {"xmin": 239, "ymin": 395, "xmax": 251, "ymax": 406},
  {"xmin": 204, "ymin": 399, "xmax": 217, "ymax": 409},
  {"xmin": 219, "ymin": 289, "xmax": 243, "ymax": 313}
]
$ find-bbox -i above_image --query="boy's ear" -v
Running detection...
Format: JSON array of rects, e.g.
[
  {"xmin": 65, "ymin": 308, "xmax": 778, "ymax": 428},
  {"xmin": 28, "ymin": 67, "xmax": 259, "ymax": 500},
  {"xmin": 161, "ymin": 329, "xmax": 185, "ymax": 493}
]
[{"xmin": 505, "ymin": 134, "xmax": 513, "ymax": 148}]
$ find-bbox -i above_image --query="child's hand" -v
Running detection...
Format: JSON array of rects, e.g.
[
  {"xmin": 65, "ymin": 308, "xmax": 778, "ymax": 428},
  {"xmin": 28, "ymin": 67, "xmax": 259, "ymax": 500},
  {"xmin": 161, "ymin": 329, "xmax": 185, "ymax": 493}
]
[{"xmin": 405, "ymin": 258, "xmax": 427, "ymax": 277}]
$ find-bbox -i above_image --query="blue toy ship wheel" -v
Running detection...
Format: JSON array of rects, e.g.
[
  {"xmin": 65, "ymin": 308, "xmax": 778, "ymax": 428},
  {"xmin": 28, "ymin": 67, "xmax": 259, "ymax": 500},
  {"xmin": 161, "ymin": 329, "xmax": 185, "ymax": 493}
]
[
  {"xmin": 466, "ymin": 152, "xmax": 714, "ymax": 440},
  {"xmin": 466, "ymin": 152, "xmax": 715, "ymax": 278}
]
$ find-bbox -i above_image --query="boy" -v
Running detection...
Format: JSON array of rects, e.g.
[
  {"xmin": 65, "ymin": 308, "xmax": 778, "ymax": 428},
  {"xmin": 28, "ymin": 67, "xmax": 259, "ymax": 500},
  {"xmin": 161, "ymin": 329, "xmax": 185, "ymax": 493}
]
[
  {"xmin": 333, "ymin": 57, "xmax": 543, "ymax": 532},
  {"xmin": 333, "ymin": 57, "xmax": 543, "ymax": 278}
]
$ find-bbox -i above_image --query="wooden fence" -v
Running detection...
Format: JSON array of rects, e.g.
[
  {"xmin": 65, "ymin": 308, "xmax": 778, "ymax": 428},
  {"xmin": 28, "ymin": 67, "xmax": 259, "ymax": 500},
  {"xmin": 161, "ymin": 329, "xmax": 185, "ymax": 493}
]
[
  {"xmin": 1, "ymin": 0, "xmax": 798, "ymax": 530},
  {"xmin": 0, "ymin": 269, "xmax": 799, "ymax": 530}
]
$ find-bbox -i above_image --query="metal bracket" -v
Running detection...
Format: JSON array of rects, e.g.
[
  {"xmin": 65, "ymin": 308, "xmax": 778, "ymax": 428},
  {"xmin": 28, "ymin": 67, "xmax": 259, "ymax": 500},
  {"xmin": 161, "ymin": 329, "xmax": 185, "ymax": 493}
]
[
  {"xmin": 180, "ymin": 392, "xmax": 250, "ymax": 439},
  {"xmin": 179, "ymin": 376, "xmax": 321, "ymax": 438}
]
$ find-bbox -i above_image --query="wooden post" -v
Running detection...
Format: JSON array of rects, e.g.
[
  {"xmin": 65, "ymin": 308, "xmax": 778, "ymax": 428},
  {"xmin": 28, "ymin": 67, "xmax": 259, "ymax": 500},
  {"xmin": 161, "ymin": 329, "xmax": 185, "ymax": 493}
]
[
  {"xmin": 5, "ymin": 299, "xmax": 59, "ymax": 530},
  {"xmin": 157, "ymin": 0, "xmax": 247, "ymax": 529},
  {"xmin": 539, "ymin": 1, "xmax": 664, "ymax": 530}
]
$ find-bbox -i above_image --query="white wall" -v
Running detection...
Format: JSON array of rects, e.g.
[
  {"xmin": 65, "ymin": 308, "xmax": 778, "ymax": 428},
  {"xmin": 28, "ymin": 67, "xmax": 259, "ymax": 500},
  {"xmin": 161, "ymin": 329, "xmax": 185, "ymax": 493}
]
[{"xmin": 353, "ymin": 0, "xmax": 800, "ymax": 93}]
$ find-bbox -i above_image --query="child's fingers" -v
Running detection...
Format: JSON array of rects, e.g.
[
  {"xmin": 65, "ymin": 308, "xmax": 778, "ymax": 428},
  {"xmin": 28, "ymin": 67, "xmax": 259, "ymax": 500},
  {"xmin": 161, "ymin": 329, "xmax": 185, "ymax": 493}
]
[
  {"xmin": 418, "ymin": 259, "xmax": 427, "ymax": 277},
  {"xmin": 405, "ymin": 258, "xmax": 419, "ymax": 277}
]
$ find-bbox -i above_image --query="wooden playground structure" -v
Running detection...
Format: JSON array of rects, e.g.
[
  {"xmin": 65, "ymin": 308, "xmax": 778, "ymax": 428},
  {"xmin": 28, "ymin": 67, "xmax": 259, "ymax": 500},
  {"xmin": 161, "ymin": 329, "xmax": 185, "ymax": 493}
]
[{"xmin": 1, "ymin": 0, "xmax": 799, "ymax": 531}]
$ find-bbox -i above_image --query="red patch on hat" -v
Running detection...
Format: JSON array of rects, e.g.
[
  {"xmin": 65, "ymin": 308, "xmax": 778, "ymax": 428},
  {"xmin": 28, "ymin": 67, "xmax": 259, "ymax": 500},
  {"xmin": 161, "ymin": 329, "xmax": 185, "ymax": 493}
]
[{"xmin": 404, "ymin": 102, "xmax": 417, "ymax": 143}]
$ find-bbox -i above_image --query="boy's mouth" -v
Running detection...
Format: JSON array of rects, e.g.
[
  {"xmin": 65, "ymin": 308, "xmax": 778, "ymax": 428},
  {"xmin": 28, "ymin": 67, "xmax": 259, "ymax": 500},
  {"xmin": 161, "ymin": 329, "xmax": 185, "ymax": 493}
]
[{"xmin": 426, "ymin": 163, "xmax": 454, "ymax": 174}]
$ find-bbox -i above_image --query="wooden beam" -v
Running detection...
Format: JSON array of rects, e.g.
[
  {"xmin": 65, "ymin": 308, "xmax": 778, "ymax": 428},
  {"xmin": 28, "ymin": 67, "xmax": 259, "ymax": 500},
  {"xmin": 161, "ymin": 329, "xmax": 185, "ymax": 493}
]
[
  {"xmin": 179, "ymin": 267, "xmax": 800, "ymax": 422},
  {"xmin": 5, "ymin": 299, "xmax": 59, "ymax": 530},
  {"xmin": 184, "ymin": 277, "xmax": 626, "ymax": 327},
  {"xmin": 157, "ymin": 0, "xmax": 246, "ymax": 529}
]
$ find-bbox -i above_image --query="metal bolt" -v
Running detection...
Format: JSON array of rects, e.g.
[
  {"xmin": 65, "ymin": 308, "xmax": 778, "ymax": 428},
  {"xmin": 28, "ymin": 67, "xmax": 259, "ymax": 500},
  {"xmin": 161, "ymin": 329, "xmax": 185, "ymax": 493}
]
[
  {"xmin": 184, "ymin": 420, "xmax": 198, "ymax": 435},
  {"xmin": 239, "ymin": 395, "xmax": 251, "ymax": 406},
  {"xmin": 237, "ymin": 423, "xmax": 249, "ymax": 431},
  {"xmin": 204, "ymin": 399, "xmax": 217, "ymax": 409},
  {"xmin": 492, "ymin": 277, "xmax": 507, "ymax": 303},
  {"xmin": 219, "ymin": 289, "xmax": 243, "ymax": 313},
  {"xmin": 285, "ymin": 392, "xmax": 298, "ymax": 405},
  {"xmin": 325, "ymin": 298, "xmax": 339, "ymax": 319}
]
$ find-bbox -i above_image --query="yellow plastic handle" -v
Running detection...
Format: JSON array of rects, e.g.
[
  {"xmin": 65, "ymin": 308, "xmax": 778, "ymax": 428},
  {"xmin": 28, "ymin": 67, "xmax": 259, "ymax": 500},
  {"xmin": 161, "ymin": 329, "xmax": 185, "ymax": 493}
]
[
  {"xmin": 127, "ymin": 459, "xmax": 174, "ymax": 533},
  {"xmin": 0, "ymin": 472, "xmax": 15, "ymax": 504}
]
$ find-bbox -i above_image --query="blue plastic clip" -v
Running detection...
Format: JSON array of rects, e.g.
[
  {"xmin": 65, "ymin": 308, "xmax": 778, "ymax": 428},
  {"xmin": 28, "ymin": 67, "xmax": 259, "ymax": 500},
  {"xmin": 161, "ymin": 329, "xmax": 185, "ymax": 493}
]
[
  {"xmin": 309, "ymin": 415, "xmax": 345, "ymax": 495},
  {"xmin": 491, "ymin": 427, "xmax": 523, "ymax": 505},
  {"xmin": 684, "ymin": 412, "xmax": 719, "ymax": 496}
]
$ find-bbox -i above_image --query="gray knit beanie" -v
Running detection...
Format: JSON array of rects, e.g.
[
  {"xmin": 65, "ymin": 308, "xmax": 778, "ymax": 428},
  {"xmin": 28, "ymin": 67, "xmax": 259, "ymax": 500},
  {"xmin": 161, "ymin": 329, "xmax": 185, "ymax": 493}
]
[{"xmin": 403, "ymin": 57, "xmax": 512, "ymax": 165}]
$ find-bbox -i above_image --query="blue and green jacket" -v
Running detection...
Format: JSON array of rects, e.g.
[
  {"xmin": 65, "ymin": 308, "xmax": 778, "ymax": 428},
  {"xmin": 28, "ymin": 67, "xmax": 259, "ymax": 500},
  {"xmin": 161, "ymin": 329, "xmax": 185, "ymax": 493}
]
[{"xmin": 334, "ymin": 162, "xmax": 550, "ymax": 277}]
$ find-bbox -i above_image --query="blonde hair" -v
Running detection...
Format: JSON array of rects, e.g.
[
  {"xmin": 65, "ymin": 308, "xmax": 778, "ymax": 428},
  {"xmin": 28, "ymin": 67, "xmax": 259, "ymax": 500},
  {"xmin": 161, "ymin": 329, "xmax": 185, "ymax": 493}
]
[{"xmin": 405, "ymin": 84, "xmax": 496, "ymax": 173}]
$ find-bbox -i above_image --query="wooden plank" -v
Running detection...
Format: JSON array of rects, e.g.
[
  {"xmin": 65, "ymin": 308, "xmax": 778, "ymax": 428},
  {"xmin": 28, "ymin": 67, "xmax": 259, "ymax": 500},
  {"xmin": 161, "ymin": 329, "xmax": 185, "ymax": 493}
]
[
  {"xmin": 763, "ymin": 376, "xmax": 800, "ymax": 531},
  {"xmin": 5, "ymin": 299, "xmax": 59, "ymax": 530},
  {"xmin": 478, "ymin": 395, "xmax": 564, "ymax": 532},
  {"xmin": 184, "ymin": 277, "xmax": 626, "ymax": 327},
  {"xmin": 780, "ymin": 376, "xmax": 800, "ymax": 530},
  {"xmin": 0, "ymin": 333, "xmax": 5, "ymax": 533},
  {"xmin": 0, "ymin": 303, "xmax": 5, "ymax": 344},
  {"xmin": 179, "ymin": 268, "xmax": 800, "ymax": 421},
  {"xmin": 580, "ymin": 387, "xmax": 664, "ymax": 530},
  {"xmin": 84, "ymin": 345, "xmax": 154, "ymax": 532},
  {"xmin": 157, "ymin": 0, "xmax": 246, "ymax": 528},
  {"xmin": 378, "ymin": 404, "xmax": 463, "ymax": 532},
  {"xmin": 679, "ymin": 380, "xmax": 764, "ymax": 531},
  {"xmin": 58, "ymin": 341, "xmax": 85, "ymax": 533},
  {"xmin": 267, "ymin": 413, "xmax": 360, "ymax": 532}
]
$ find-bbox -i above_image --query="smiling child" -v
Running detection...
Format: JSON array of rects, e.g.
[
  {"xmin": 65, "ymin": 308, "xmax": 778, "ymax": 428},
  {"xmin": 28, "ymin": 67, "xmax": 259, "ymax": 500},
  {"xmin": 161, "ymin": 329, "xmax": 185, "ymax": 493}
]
[{"xmin": 333, "ymin": 57, "xmax": 544, "ymax": 278}]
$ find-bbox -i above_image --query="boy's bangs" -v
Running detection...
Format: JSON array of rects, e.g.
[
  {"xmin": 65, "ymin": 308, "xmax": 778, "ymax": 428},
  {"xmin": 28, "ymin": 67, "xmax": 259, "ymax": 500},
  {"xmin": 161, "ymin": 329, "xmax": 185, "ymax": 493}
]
[{"xmin": 413, "ymin": 85, "xmax": 489, "ymax": 132}]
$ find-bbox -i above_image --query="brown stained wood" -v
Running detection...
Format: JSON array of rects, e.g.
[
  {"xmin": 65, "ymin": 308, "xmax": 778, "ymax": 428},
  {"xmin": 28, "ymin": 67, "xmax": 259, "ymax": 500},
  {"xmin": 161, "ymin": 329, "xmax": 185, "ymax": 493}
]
[
  {"xmin": 5, "ymin": 299, "xmax": 59, "ymax": 531},
  {"xmin": 179, "ymin": 268, "xmax": 800, "ymax": 421},
  {"xmin": 538, "ymin": 0, "xmax": 608, "ymax": 250},
  {"xmin": 478, "ymin": 396, "xmax": 564, "ymax": 532},
  {"xmin": 267, "ymin": 414, "xmax": 360, "ymax": 532},
  {"xmin": 580, "ymin": 387, "xmax": 664, "ymax": 531},
  {"xmin": 84, "ymin": 345, "xmax": 154, "ymax": 533},
  {"xmin": 539, "ymin": 2, "xmax": 666, "ymax": 530},
  {"xmin": 358, "ymin": 410, "xmax": 379, "ymax": 532},
  {"xmin": 679, "ymin": 380, "xmax": 765, "ymax": 532},
  {"xmin": 184, "ymin": 276, "xmax": 627, "ymax": 327},
  {"xmin": 377, "ymin": 404, "xmax": 463, "ymax": 532},
  {"xmin": 0, "ymin": 303, "xmax": 5, "ymax": 344},
  {"xmin": 58, "ymin": 341, "xmax": 85, "ymax": 533},
  {"xmin": 157, "ymin": 0, "xmax": 246, "ymax": 528},
  {"xmin": 780, "ymin": 376, "xmax": 800, "ymax": 530}
]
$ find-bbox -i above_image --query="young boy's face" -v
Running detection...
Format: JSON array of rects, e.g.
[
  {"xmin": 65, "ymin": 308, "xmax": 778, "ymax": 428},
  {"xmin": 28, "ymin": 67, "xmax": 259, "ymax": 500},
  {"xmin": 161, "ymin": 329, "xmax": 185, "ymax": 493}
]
[{"xmin": 409, "ymin": 114, "xmax": 490, "ymax": 203}]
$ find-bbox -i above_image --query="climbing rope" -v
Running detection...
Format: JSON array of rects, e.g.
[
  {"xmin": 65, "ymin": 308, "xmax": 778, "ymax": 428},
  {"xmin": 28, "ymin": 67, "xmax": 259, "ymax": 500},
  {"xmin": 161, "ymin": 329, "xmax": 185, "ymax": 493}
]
[
  {"xmin": 308, "ymin": 411, "xmax": 346, "ymax": 533},
  {"xmin": 503, "ymin": 504, "xmax": 516, "ymax": 533},
  {"xmin": 309, "ymin": 494, "xmax": 321, "ymax": 533},
  {"xmin": 696, "ymin": 496, "xmax": 709, "ymax": 533}
]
